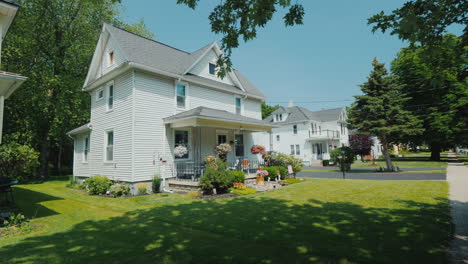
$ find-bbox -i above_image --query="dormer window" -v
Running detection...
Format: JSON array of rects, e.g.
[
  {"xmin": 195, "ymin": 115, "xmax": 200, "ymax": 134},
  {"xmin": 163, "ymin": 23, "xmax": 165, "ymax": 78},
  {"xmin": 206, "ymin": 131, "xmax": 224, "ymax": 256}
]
[
  {"xmin": 109, "ymin": 51, "xmax": 115, "ymax": 66},
  {"xmin": 274, "ymin": 114, "xmax": 283, "ymax": 122},
  {"xmin": 209, "ymin": 63, "xmax": 216, "ymax": 75}
]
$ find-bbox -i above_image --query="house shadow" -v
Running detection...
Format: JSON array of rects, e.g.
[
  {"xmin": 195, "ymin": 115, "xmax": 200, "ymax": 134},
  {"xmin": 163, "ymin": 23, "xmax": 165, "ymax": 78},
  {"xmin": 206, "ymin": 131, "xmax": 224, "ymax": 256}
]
[
  {"xmin": 0, "ymin": 196, "xmax": 452, "ymax": 264},
  {"xmin": 6, "ymin": 187, "xmax": 62, "ymax": 218}
]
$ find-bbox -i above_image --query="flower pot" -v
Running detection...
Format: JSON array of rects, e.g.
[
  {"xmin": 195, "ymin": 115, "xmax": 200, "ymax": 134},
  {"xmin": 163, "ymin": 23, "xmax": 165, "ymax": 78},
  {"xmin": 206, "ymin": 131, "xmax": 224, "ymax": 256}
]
[{"xmin": 256, "ymin": 175, "xmax": 265, "ymax": 186}]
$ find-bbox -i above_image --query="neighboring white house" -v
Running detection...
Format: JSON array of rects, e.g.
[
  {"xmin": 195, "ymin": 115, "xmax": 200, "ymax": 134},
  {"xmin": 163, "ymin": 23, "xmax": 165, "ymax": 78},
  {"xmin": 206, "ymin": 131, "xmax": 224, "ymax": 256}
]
[
  {"xmin": 254, "ymin": 105, "xmax": 349, "ymax": 165},
  {"xmin": 0, "ymin": 0, "xmax": 26, "ymax": 144},
  {"xmin": 67, "ymin": 24, "xmax": 275, "ymax": 189}
]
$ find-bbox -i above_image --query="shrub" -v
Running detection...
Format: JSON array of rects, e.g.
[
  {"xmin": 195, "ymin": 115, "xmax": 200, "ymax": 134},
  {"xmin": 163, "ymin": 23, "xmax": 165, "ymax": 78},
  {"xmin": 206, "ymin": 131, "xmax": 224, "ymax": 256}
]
[
  {"xmin": 152, "ymin": 174, "xmax": 162, "ymax": 193},
  {"xmin": 1, "ymin": 213, "xmax": 28, "ymax": 228},
  {"xmin": 109, "ymin": 183, "xmax": 130, "ymax": 197},
  {"xmin": 0, "ymin": 143, "xmax": 39, "ymax": 182},
  {"xmin": 282, "ymin": 178, "xmax": 303, "ymax": 185},
  {"xmin": 330, "ymin": 147, "xmax": 355, "ymax": 172},
  {"xmin": 84, "ymin": 175, "xmax": 112, "ymax": 195},
  {"xmin": 269, "ymin": 153, "xmax": 304, "ymax": 176},
  {"xmin": 230, "ymin": 187, "xmax": 257, "ymax": 195},
  {"xmin": 232, "ymin": 182, "xmax": 246, "ymax": 190},
  {"xmin": 227, "ymin": 170, "xmax": 246, "ymax": 183},
  {"xmin": 199, "ymin": 168, "xmax": 232, "ymax": 193},
  {"xmin": 322, "ymin": 160, "xmax": 330, "ymax": 166},
  {"xmin": 137, "ymin": 183, "xmax": 148, "ymax": 195},
  {"xmin": 263, "ymin": 166, "xmax": 287, "ymax": 180}
]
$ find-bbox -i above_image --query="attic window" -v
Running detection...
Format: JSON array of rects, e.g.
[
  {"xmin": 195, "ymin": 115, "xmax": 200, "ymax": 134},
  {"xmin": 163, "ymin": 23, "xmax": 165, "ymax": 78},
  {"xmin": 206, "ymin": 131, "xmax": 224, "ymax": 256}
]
[
  {"xmin": 209, "ymin": 63, "xmax": 216, "ymax": 75},
  {"xmin": 109, "ymin": 51, "xmax": 115, "ymax": 66}
]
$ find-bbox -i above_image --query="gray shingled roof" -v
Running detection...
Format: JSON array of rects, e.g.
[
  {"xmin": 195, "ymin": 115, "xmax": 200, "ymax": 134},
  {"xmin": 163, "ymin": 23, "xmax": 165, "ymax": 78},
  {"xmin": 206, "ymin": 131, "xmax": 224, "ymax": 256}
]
[
  {"xmin": 1, "ymin": 0, "xmax": 20, "ymax": 6},
  {"xmin": 265, "ymin": 107, "xmax": 345, "ymax": 123},
  {"xmin": 67, "ymin": 123, "xmax": 91, "ymax": 136},
  {"xmin": 105, "ymin": 24, "xmax": 265, "ymax": 98},
  {"xmin": 164, "ymin": 106, "xmax": 276, "ymax": 127}
]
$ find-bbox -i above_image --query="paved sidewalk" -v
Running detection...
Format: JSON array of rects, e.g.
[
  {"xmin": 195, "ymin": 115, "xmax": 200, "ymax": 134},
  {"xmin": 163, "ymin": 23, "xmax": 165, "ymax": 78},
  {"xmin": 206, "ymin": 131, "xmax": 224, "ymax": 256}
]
[{"xmin": 447, "ymin": 153, "xmax": 468, "ymax": 263}]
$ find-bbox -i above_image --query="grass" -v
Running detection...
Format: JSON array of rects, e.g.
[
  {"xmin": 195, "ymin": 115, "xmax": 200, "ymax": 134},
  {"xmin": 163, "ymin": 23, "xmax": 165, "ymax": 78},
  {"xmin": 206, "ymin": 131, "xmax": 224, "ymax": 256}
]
[
  {"xmin": 0, "ymin": 178, "xmax": 451, "ymax": 264},
  {"xmin": 302, "ymin": 169, "xmax": 446, "ymax": 173},
  {"xmin": 352, "ymin": 160, "xmax": 448, "ymax": 168}
]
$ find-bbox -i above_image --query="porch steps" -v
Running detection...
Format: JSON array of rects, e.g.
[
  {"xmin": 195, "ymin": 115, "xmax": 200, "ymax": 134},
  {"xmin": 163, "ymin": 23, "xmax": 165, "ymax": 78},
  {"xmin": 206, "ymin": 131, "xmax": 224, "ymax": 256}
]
[
  {"xmin": 310, "ymin": 160, "xmax": 323, "ymax": 166},
  {"xmin": 167, "ymin": 179, "xmax": 200, "ymax": 192}
]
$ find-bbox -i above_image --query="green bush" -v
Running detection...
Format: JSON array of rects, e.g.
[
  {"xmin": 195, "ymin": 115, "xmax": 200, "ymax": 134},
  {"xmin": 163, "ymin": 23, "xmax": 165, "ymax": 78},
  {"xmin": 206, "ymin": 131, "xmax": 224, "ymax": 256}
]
[
  {"xmin": 199, "ymin": 168, "xmax": 232, "ymax": 193},
  {"xmin": 0, "ymin": 143, "xmax": 39, "ymax": 182},
  {"xmin": 322, "ymin": 160, "xmax": 330, "ymax": 166},
  {"xmin": 152, "ymin": 174, "xmax": 162, "ymax": 193},
  {"xmin": 1, "ymin": 213, "xmax": 28, "ymax": 228},
  {"xmin": 227, "ymin": 170, "xmax": 246, "ymax": 183},
  {"xmin": 330, "ymin": 147, "xmax": 355, "ymax": 172},
  {"xmin": 109, "ymin": 183, "xmax": 130, "ymax": 197},
  {"xmin": 136, "ymin": 183, "xmax": 148, "ymax": 195},
  {"xmin": 230, "ymin": 187, "xmax": 257, "ymax": 195},
  {"xmin": 269, "ymin": 153, "xmax": 304, "ymax": 175},
  {"xmin": 84, "ymin": 175, "xmax": 112, "ymax": 195},
  {"xmin": 282, "ymin": 178, "xmax": 303, "ymax": 184},
  {"xmin": 263, "ymin": 166, "xmax": 287, "ymax": 180}
]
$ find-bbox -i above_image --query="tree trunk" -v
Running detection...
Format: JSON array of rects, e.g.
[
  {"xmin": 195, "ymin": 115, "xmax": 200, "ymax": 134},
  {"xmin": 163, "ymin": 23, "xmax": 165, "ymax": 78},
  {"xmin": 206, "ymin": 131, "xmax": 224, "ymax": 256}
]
[
  {"xmin": 57, "ymin": 144, "xmax": 62, "ymax": 176},
  {"xmin": 430, "ymin": 143, "xmax": 441, "ymax": 161},
  {"xmin": 39, "ymin": 137, "xmax": 50, "ymax": 178},
  {"xmin": 380, "ymin": 135, "xmax": 393, "ymax": 171}
]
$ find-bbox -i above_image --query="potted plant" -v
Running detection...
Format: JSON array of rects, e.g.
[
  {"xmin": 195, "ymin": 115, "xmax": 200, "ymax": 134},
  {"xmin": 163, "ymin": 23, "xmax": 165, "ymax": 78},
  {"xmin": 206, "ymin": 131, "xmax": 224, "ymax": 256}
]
[
  {"xmin": 251, "ymin": 145, "xmax": 266, "ymax": 155},
  {"xmin": 214, "ymin": 143, "xmax": 232, "ymax": 161},
  {"xmin": 256, "ymin": 167, "xmax": 269, "ymax": 186}
]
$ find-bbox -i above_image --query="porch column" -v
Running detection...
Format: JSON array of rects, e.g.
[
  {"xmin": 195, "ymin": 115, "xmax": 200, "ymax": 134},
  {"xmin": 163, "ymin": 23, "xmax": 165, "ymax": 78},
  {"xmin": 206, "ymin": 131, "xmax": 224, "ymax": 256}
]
[{"xmin": 0, "ymin": 95, "xmax": 4, "ymax": 145}]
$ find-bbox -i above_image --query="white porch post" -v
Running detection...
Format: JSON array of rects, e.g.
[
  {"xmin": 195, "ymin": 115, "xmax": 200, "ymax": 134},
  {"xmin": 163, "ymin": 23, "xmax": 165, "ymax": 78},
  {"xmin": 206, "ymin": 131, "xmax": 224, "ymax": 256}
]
[{"xmin": 0, "ymin": 95, "xmax": 4, "ymax": 145}]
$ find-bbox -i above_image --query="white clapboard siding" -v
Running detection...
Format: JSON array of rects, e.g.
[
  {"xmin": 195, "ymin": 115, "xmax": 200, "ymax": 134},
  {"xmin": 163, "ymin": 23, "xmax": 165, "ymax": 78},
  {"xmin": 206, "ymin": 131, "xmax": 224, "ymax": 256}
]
[
  {"xmin": 243, "ymin": 99, "xmax": 262, "ymax": 119},
  {"xmin": 188, "ymin": 49, "xmax": 235, "ymax": 86},
  {"xmin": 73, "ymin": 133, "xmax": 90, "ymax": 177},
  {"xmin": 86, "ymin": 70, "xmax": 133, "ymax": 181}
]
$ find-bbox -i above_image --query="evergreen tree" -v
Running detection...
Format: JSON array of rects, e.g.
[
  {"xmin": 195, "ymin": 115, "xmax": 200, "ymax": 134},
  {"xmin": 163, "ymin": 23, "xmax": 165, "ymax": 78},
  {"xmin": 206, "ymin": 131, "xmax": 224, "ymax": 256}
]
[{"xmin": 348, "ymin": 58, "xmax": 422, "ymax": 170}]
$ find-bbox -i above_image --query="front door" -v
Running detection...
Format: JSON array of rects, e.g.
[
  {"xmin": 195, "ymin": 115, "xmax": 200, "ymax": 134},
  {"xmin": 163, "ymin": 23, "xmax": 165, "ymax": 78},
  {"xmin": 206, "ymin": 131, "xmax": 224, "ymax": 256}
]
[
  {"xmin": 316, "ymin": 143, "xmax": 323, "ymax": 160},
  {"xmin": 235, "ymin": 134, "xmax": 244, "ymax": 158}
]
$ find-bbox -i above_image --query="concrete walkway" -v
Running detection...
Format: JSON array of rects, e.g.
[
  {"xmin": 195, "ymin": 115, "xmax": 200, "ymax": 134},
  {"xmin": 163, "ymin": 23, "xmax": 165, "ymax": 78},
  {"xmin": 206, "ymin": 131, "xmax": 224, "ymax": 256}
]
[{"xmin": 447, "ymin": 153, "xmax": 468, "ymax": 263}]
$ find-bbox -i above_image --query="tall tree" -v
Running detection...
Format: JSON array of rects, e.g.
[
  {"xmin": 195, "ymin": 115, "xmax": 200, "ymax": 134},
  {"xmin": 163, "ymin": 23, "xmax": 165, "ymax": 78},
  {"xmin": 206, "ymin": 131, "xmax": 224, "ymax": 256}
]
[
  {"xmin": 261, "ymin": 102, "xmax": 280, "ymax": 119},
  {"xmin": 391, "ymin": 34, "xmax": 467, "ymax": 160},
  {"xmin": 176, "ymin": 0, "xmax": 304, "ymax": 78},
  {"xmin": 348, "ymin": 58, "xmax": 421, "ymax": 170},
  {"xmin": 349, "ymin": 134, "xmax": 374, "ymax": 162},
  {"xmin": 2, "ymin": 0, "xmax": 153, "ymax": 177},
  {"xmin": 368, "ymin": 0, "xmax": 467, "ymax": 45}
]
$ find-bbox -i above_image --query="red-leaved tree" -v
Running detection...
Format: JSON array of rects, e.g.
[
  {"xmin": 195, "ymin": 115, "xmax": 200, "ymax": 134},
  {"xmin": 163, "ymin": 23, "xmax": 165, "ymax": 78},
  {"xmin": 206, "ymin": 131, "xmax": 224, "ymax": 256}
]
[{"xmin": 349, "ymin": 135, "xmax": 374, "ymax": 162}]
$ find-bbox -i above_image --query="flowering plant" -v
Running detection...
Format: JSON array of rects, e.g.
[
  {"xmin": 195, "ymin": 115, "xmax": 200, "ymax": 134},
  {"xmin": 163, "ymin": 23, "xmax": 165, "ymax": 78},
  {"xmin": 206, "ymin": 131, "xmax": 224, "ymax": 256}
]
[
  {"xmin": 256, "ymin": 168, "xmax": 269, "ymax": 177},
  {"xmin": 174, "ymin": 145, "xmax": 188, "ymax": 158},
  {"xmin": 251, "ymin": 145, "xmax": 266, "ymax": 155},
  {"xmin": 204, "ymin": 155, "xmax": 216, "ymax": 163},
  {"xmin": 214, "ymin": 143, "xmax": 232, "ymax": 155},
  {"xmin": 233, "ymin": 182, "xmax": 246, "ymax": 190}
]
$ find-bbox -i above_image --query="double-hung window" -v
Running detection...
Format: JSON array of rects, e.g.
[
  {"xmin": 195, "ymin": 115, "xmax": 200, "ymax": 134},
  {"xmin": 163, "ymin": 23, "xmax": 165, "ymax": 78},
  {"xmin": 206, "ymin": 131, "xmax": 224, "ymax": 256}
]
[
  {"xmin": 175, "ymin": 130, "xmax": 189, "ymax": 159},
  {"xmin": 296, "ymin": 144, "xmax": 300, "ymax": 155},
  {"xmin": 106, "ymin": 131, "xmax": 114, "ymax": 162},
  {"xmin": 293, "ymin": 125, "xmax": 298, "ymax": 135},
  {"xmin": 290, "ymin": 145, "xmax": 295, "ymax": 155},
  {"xmin": 83, "ymin": 136, "xmax": 89, "ymax": 162},
  {"xmin": 235, "ymin": 97, "xmax": 242, "ymax": 114},
  {"xmin": 107, "ymin": 83, "xmax": 114, "ymax": 111},
  {"xmin": 176, "ymin": 83, "xmax": 186, "ymax": 109},
  {"xmin": 217, "ymin": 134, "xmax": 227, "ymax": 144}
]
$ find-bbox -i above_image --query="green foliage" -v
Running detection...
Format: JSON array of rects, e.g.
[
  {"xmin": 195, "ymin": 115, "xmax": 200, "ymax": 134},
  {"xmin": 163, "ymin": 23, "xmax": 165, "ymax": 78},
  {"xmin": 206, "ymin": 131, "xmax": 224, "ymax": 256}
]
[
  {"xmin": 330, "ymin": 147, "xmax": 356, "ymax": 172},
  {"xmin": 115, "ymin": 18, "xmax": 155, "ymax": 39},
  {"xmin": 348, "ymin": 58, "xmax": 422, "ymax": 170},
  {"xmin": 368, "ymin": 0, "xmax": 467, "ymax": 45},
  {"xmin": 84, "ymin": 175, "xmax": 112, "ymax": 195},
  {"xmin": 281, "ymin": 178, "xmax": 303, "ymax": 185},
  {"xmin": 0, "ymin": 143, "xmax": 39, "ymax": 182},
  {"xmin": 109, "ymin": 183, "xmax": 131, "ymax": 197},
  {"xmin": 322, "ymin": 160, "xmax": 330, "ymax": 166},
  {"xmin": 391, "ymin": 34, "xmax": 467, "ymax": 160},
  {"xmin": 136, "ymin": 183, "xmax": 148, "ymax": 195},
  {"xmin": 2, "ymin": 0, "xmax": 154, "ymax": 177},
  {"xmin": 230, "ymin": 187, "xmax": 257, "ymax": 196},
  {"xmin": 199, "ymin": 168, "xmax": 232, "ymax": 193},
  {"xmin": 261, "ymin": 102, "xmax": 280, "ymax": 119},
  {"xmin": 269, "ymin": 152, "xmax": 304, "ymax": 175},
  {"xmin": 1, "ymin": 213, "xmax": 28, "ymax": 228},
  {"xmin": 263, "ymin": 166, "xmax": 287, "ymax": 180},
  {"xmin": 152, "ymin": 175, "xmax": 162, "ymax": 193},
  {"xmin": 227, "ymin": 170, "xmax": 246, "ymax": 184},
  {"xmin": 177, "ymin": 0, "xmax": 304, "ymax": 78},
  {"xmin": 186, "ymin": 191, "xmax": 202, "ymax": 199}
]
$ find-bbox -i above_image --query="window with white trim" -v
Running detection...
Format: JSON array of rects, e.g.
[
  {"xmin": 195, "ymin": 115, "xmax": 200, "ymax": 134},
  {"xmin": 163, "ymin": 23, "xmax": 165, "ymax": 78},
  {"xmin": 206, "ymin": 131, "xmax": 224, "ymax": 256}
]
[
  {"xmin": 105, "ymin": 131, "xmax": 114, "ymax": 162},
  {"xmin": 83, "ymin": 136, "xmax": 89, "ymax": 162},
  {"xmin": 296, "ymin": 144, "xmax": 300, "ymax": 155},
  {"xmin": 293, "ymin": 125, "xmax": 298, "ymax": 135},
  {"xmin": 209, "ymin": 63, "xmax": 216, "ymax": 75},
  {"xmin": 107, "ymin": 83, "xmax": 114, "ymax": 111},
  {"xmin": 97, "ymin": 89, "xmax": 104, "ymax": 101},
  {"xmin": 276, "ymin": 135, "xmax": 280, "ymax": 141},
  {"xmin": 109, "ymin": 51, "xmax": 115, "ymax": 66},
  {"xmin": 175, "ymin": 130, "xmax": 189, "ymax": 159},
  {"xmin": 217, "ymin": 134, "xmax": 227, "ymax": 144},
  {"xmin": 176, "ymin": 83, "xmax": 186, "ymax": 109},
  {"xmin": 235, "ymin": 97, "xmax": 242, "ymax": 114},
  {"xmin": 290, "ymin": 145, "xmax": 295, "ymax": 155}
]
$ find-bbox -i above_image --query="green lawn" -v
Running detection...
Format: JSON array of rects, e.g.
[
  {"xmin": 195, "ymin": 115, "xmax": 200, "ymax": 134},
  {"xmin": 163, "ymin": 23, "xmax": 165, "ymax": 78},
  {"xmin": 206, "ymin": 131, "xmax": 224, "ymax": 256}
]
[
  {"xmin": 352, "ymin": 160, "xmax": 448, "ymax": 168},
  {"xmin": 302, "ymin": 169, "xmax": 446, "ymax": 173},
  {"xmin": 0, "ymin": 178, "xmax": 451, "ymax": 264}
]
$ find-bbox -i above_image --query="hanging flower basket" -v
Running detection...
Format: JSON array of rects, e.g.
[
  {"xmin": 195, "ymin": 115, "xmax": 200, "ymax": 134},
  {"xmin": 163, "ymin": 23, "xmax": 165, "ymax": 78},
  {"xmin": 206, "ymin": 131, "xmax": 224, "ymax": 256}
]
[
  {"xmin": 251, "ymin": 145, "xmax": 266, "ymax": 155},
  {"xmin": 174, "ymin": 145, "xmax": 188, "ymax": 158},
  {"xmin": 214, "ymin": 143, "xmax": 232, "ymax": 161}
]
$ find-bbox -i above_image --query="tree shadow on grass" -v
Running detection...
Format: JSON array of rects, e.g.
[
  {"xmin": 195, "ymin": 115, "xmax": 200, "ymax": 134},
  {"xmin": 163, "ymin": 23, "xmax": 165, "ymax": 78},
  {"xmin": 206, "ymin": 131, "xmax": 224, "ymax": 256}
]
[
  {"xmin": 8, "ymin": 187, "xmax": 62, "ymax": 218},
  {"xmin": 0, "ymin": 196, "xmax": 451, "ymax": 264}
]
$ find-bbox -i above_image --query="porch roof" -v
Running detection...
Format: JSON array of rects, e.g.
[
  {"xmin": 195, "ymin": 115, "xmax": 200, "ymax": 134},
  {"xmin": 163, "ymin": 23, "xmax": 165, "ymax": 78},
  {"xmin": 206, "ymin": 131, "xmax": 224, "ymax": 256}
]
[
  {"xmin": 164, "ymin": 106, "xmax": 278, "ymax": 131},
  {"xmin": 67, "ymin": 123, "xmax": 92, "ymax": 136}
]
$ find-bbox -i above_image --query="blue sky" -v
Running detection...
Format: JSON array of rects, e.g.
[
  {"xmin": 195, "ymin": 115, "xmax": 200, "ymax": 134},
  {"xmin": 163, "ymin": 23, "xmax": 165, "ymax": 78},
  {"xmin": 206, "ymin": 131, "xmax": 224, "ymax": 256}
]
[{"xmin": 119, "ymin": 1, "xmax": 454, "ymax": 111}]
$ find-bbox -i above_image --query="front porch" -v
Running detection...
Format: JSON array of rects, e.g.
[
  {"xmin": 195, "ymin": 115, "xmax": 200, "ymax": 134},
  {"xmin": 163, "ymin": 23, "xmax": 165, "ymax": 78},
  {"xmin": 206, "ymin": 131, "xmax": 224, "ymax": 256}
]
[{"xmin": 163, "ymin": 106, "xmax": 277, "ymax": 181}]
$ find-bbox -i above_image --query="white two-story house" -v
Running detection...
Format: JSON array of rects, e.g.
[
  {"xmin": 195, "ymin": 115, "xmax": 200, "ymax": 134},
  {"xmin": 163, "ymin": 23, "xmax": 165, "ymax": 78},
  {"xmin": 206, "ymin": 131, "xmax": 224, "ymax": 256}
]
[
  {"xmin": 255, "ymin": 105, "xmax": 349, "ymax": 165},
  {"xmin": 0, "ymin": 0, "xmax": 26, "ymax": 144},
  {"xmin": 67, "ymin": 24, "xmax": 275, "ymax": 188}
]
